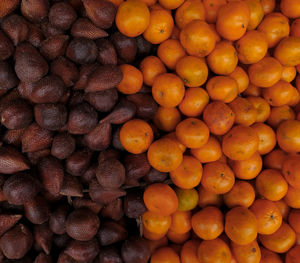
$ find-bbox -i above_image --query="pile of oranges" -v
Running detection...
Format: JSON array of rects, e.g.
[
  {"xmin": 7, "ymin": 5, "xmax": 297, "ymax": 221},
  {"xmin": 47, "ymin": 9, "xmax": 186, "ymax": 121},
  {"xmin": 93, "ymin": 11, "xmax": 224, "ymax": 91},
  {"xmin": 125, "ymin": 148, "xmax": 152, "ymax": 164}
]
[{"xmin": 114, "ymin": 0, "xmax": 300, "ymax": 262}]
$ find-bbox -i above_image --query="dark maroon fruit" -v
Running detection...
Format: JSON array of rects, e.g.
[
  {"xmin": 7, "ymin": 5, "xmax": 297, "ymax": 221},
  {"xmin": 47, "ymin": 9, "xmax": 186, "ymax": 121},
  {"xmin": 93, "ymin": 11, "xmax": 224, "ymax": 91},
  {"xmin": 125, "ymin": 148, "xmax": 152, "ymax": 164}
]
[
  {"xmin": 101, "ymin": 198, "xmax": 124, "ymax": 221},
  {"xmin": 96, "ymin": 158, "xmax": 125, "ymax": 189},
  {"xmin": 124, "ymin": 153, "xmax": 151, "ymax": 179},
  {"xmin": 98, "ymin": 149, "xmax": 120, "ymax": 163},
  {"xmin": 84, "ymin": 88, "xmax": 118, "ymax": 112},
  {"xmin": 66, "ymin": 38, "xmax": 98, "ymax": 65},
  {"xmin": 40, "ymin": 35, "xmax": 69, "ymax": 60},
  {"xmin": 53, "ymin": 234, "xmax": 71, "ymax": 249},
  {"xmin": 96, "ymin": 39, "xmax": 117, "ymax": 65},
  {"xmin": 71, "ymin": 18, "xmax": 108, "ymax": 39},
  {"xmin": 0, "ymin": 147, "xmax": 29, "ymax": 174},
  {"xmin": 127, "ymin": 93, "xmax": 158, "ymax": 119},
  {"xmin": 136, "ymin": 36, "xmax": 152, "ymax": 57},
  {"xmin": 24, "ymin": 195, "xmax": 50, "ymax": 224},
  {"xmin": 73, "ymin": 197, "xmax": 103, "ymax": 214},
  {"xmin": 34, "ymin": 253, "xmax": 52, "ymax": 263},
  {"xmin": 86, "ymin": 65, "xmax": 123, "ymax": 92},
  {"xmin": 110, "ymin": 32, "xmax": 137, "ymax": 63},
  {"xmin": 0, "ymin": 214, "xmax": 22, "ymax": 236},
  {"xmin": 144, "ymin": 168, "xmax": 168, "ymax": 183},
  {"xmin": 26, "ymin": 149, "xmax": 50, "ymax": 166},
  {"xmin": 74, "ymin": 63, "xmax": 98, "ymax": 90},
  {"xmin": 3, "ymin": 128, "xmax": 25, "ymax": 147},
  {"xmin": 41, "ymin": 20, "xmax": 64, "ymax": 37},
  {"xmin": 14, "ymin": 43, "xmax": 49, "ymax": 83},
  {"xmin": 0, "ymin": 224, "xmax": 33, "ymax": 259},
  {"xmin": 68, "ymin": 103, "xmax": 98, "ymax": 134},
  {"xmin": 97, "ymin": 221, "xmax": 127, "ymax": 246},
  {"xmin": 121, "ymin": 237, "xmax": 151, "ymax": 263},
  {"xmin": 124, "ymin": 190, "xmax": 146, "ymax": 219},
  {"xmin": 3, "ymin": 173, "xmax": 38, "ymax": 205},
  {"xmin": 0, "ymin": 61, "xmax": 18, "ymax": 95},
  {"xmin": 49, "ymin": 2, "xmax": 77, "ymax": 30},
  {"xmin": 66, "ymin": 149, "xmax": 92, "ymax": 176},
  {"xmin": 112, "ymin": 127, "xmax": 124, "ymax": 151},
  {"xmin": 21, "ymin": 0, "xmax": 50, "ymax": 23},
  {"xmin": 84, "ymin": 122, "xmax": 112, "ymax": 151},
  {"xmin": 27, "ymin": 23, "xmax": 45, "ymax": 47},
  {"xmin": 60, "ymin": 174, "xmax": 83, "ymax": 197},
  {"xmin": 0, "ymin": 30, "xmax": 14, "ymax": 60},
  {"xmin": 66, "ymin": 208, "xmax": 100, "ymax": 241},
  {"xmin": 34, "ymin": 103, "xmax": 67, "ymax": 131},
  {"xmin": 99, "ymin": 247, "xmax": 123, "ymax": 263},
  {"xmin": 51, "ymin": 133, "xmax": 75, "ymax": 160},
  {"xmin": 34, "ymin": 223, "xmax": 53, "ymax": 255},
  {"xmin": 49, "ymin": 205, "xmax": 68, "ymax": 235}
]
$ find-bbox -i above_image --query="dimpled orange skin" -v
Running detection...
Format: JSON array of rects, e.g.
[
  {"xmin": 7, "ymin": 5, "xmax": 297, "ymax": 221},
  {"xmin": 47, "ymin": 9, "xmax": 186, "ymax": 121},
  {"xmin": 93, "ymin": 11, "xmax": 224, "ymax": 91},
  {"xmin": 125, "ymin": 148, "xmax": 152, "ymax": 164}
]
[
  {"xmin": 259, "ymin": 222, "xmax": 296, "ymax": 253},
  {"xmin": 180, "ymin": 20, "xmax": 216, "ymax": 57},
  {"xmin": 140, "ymin": 56, "xmax": 166, "ymax": 86},
  {"xmin": 274, "ymin": 36, "xmax": 300, "ymax": 67},
  {"xmin": 216, "ymin": 1, "xmax": 250, "ymax": 41},
  {"xmin": 277, "ymin": 120, "xmax": 300, "ymax": 153},
  {"xmin": 181, "ymin": 239, "xmax": 201, "ymax": 263},
  {"xmin": 229, "ymin": 66, "xmax": 249, "ymax": 93},
  {"xmin": 282, "ymin": 155, "xmax": 300, "ymax": 190},
  {"xmin": 247, "ymin": 96, "xmax": 271, "ymax": 123},
  {"xmin": 260, "ymin": 247, "xmax": 282, "ymax": 263},
  {"xmin": 147, "ymin": 138, "xmax": 183, "ymax": 173},
  {"xmin": 251, "ymin": 123, "xmax": 276, "ymax": 155},
  {"xmin": 284, "ymin": 185, "xmax": 300, "ymax": 209},
  {"xmin": 116, "ymin": 0, "xmax": 150, "ymax": 37},
  {"xmin": 280, "ymin": 0, "xmax": 300, "ymax": 18},
  {"xmin": 222, "ymin": 125, "xmax": 259, "ymax": 161},
  {"xmin": 244, "ymin": 0, "xmax": 264, "ymax": 30},
  {"xmin": 231, "ymin": 240, "xmax": 261, "ymax": 263},
  {"xmin": 142, "ymin": 211, "xmax": 172, "ymax": 234},
  {"xmin": 248, "ymin": 57, "xmax": 283, "ymax": 88},
  {"xmin": 151, "ymin": 247, "xmax": 180, "ymax": 263}
]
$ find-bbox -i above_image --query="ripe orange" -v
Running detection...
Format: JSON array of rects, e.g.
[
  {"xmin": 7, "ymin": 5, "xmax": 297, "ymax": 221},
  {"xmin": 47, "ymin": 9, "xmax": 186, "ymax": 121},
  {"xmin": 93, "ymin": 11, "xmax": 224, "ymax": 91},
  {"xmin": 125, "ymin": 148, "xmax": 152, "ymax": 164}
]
[
  {"xmin": 263, "ymin": 149, "xmax": 287, "ymax": 170},
  {"xmin": 203, "ymin": 0, "xmax": 227, "ymax": 23},
  {"xmin": 274, "ymin": 36, "xmax": 300, "ymax": 67},
  {"xmin": 169, "ymin": 210, "xmax": 192, "ymax": 234},
  {"xmin": 181, "ymin": 239, "xmax": 201, "ymax": 263},
  {"xmin": 154, "ymin": 107, "xmax": 181, "ymax": 132},
  {"xmin": 229, "ymin": 66, "xmax": 249, "ymax": 93},
  {"xmin": 247, "ymin": 96, "xmax": 271, "ymax": 123},
  {"xmin": 280, "ymin": 0, "xmax": 300, "ymax": 18},
  {"xmin": 117, "ymin": 64, "xmax": 143, "ymax": 94},
  {"xmin": 282, "ymin": 155, "xmax": 300, "ymax": 190},
  {"xmin": 198, "ymin": 185, "xmax": 223, "ymax": 208},
  {"xmin": 267, "ymin": 105, "xmax": 296, "ymax": 128},
  {"xmin": 277, "ymin": 120, "xmax": 300, "ymax": 153},
  {"xmin": 288, "ymin": 209, "xmax": 300, "ymax": 234},
  {"xmin": 140, "ymin": 56, "xmax": 166, "ymax": 86},
  {"xmin": 229, "ymin": 97, "xmax": 257, "ymax": 126},
  {"xmin": 284, "ymin": 185, "xmax": 300, "ymax": 209},
  {"xmin": 175, "ymin": 188, "xmax": 199, "ymax": 212},
  {"xmin": 251, "ymin": 123, "xmax": 276, "ymax": 155},
  {"xmin": 231, "ymin": 240, "xmax": 261, "ymax": 263},
  {"xmin": 260, "ymin": 247, "xmax": 282, "ymax": 263},
  {"xmin": 142, "ymin": 210, "xmax": 172, "ymax": 234},
  {"xmin": 151, "ymin": 247, "xmax": 180, "ymax": 263}
]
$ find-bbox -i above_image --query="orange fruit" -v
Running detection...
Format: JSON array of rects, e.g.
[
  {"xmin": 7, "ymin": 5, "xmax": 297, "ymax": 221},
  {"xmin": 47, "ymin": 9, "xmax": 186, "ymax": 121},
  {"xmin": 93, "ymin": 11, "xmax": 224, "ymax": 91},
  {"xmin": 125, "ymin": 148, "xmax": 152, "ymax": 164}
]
[
  {"xmin": 175, "ymin": 118, "xmax": 210, "ymax": 149},
  {"xmin": 281, "ymin": 66, "xmax": 297, "ymax": 82},
  {"xmin": 243, "ymin": 84, "xmax": 261, "ymax": 97},
  {"xmin": 152, "ymin": 73, "xmax": 185, "ymax": 108},
  {"xmin": 151, "ymin": 247, "xmax": 180, "ymax": 263},
  {"xmin": 255, "ymin": 169, "xmax": 288, "ymax": 201},
  {"xmin": 260, "ymin": 247, "xmax": 282, "ymax": 263},
  {"xmin": 167, "ymin": 229, "xmax": 190, "ymax": 244},
  {"xmin": 284, "ymin": 185, "xmax": 300, "ymax": 209},
  {"xmin": 206, "ymin": 76, "xmax": 239, "ymax": 103},
  {"xmin": 147, "ymin": 138, "xmax": 183, "ymax": 172},
  {"xmin": 175, "ymin": 188, "xmax": 199, "ymax": 212},
  {"xmin": 280, "ymin": 0, "xmax": 300, "ymax": 18},
  {"xmin": 216, "ymin": 1, "xmax": 250, "ymax": 41},
  {"xmin": 229, "ymin": 66, "xmax": 249, "ymax": 93},
  {"xmin": 116, "ymin": 0, "xmax": 150, "ymax": 37},
  {"xmin": 225, "ymin": 206, "xmax": 258, "ymax": 245},
  {"xmin": 244, "ymin": 0, "xmax": 264, "ymax": 30},
  {"xmin": 277, "ymin": 120, "xmax": 300, "ymax": 153},
  {"xmin": 140, "ymin": 56, "xmax": 166, "ymax": 86},
  {"xmin": 144, "ymin": 183, "xmax": 178, "ymax": 215},
  {"xmin": 267, "ymin": 105, "xmax": 295, "ymax": 128},
  {"xmin": 229, "ymin": 97, "xmax": 257, "ymax": 126},
  {"xmin": 201, "ymin": 161, "xmax": 235, "ymax": 194},
  {"xmin": 259, "ymin": 222, "xmax": 296, "ymax": 253},
  {"xmin": 282, "ymin": 155, "xmax": 300, "ymax": 190},
  {"xmin": 263, "ymin": 149, "xmax": 287, "ymax": 170},
  {"xmin": 275, "ymin": 199, "xmax": 290, "ymax": 220},
  {"xmin": 203, "ymin": 0, "xmax": 227, "ymax": 23},
  {"xmin": 159, "ymin": 0, "xmax": 184, "ymax": 9},
  {"xmin": 142, "ymin": 210, "xmax": 172, "ymax": 234},
  {"xmin": 286, "ymin": 245, "xmax": 300, "ymax": 263},
  {"xmin": 250, "ymin": 199, "xmax": 282, "ymax": 235},
  {"xmin": 163, "ymin": 132, "xmax": 186, "ymax": 153},
  {"xmin": 198, "ymin": 185, "xmax": 223, "ymax": 208},
  {"xmin": 176, "ymin": 56, "xmax": 208, "ymax": 87},
  {"xmin": 144, "ymin": 9, "xmax": 174, "ymax": 44},
  {"xmin": 260, "ymin": 0, "xmax": 275, "ymax": 14},
  {"xmin": 117, "ymin": 64, "xmax": 143, "ymax": 94},
  {"xmin": 291, "ymin": 18, "xmax": 300, "ymax": 37},
  {"xmin": 247, "ymin": 96, "xmax": 271, "ymax": 123},
  {"xmin": 191, "ymin": 206, "xmax": 224, "ymax": 240},
  {"xmin": 251, "ymin": 123, "xmax": 276, "ymax": 155},
  {"xmin": 288, "ymin": 209, "xmax": 300, "ymax": 234},
  {"xmin": 274, "ymin": 36, "xmax": 300, "ymax": 67},
  {"xmin": 170, "ymin": 210, "xmax": 192, "ymax": 234},
  {"xmin": 231, "ymin": 240, "xmax": 261, "ymax": 263},
  {"xmin": 120, "ymin": 119, "xmax": 154, "ymax": 154},
  {"xmin": 181, "ymin": 240, "xmax": 201, "ymax": 263},
  {"xmin": 180, "ymin": 20, "xmax": 216, "ymax": 57},
  {"xmin": 147, "ymin": 236, "xmax": 168, "ymax": 252},
  {"xmin": 154, "ymin": 107, "xmax": 181, "ymax": 132},
  {"xmin": 143, "ymin": 227, "xmax": 166, "ymax": 241}
]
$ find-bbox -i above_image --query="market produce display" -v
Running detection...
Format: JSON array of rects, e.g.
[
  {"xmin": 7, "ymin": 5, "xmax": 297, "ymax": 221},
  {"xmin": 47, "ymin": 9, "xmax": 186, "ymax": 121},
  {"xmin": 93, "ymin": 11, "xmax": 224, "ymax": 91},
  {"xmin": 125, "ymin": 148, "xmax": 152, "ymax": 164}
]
[{"xmin": 0, "ymin": 0, "xmax": 299, "ymax": 262}]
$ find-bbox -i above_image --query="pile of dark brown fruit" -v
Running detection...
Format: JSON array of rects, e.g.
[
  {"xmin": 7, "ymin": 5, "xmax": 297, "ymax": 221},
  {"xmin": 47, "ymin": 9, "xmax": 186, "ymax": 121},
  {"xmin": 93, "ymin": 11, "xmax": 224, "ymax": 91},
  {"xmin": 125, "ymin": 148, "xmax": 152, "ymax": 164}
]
[{"xmin": 0, "ymin": 0, "xmax": 159, "ymax": 262}]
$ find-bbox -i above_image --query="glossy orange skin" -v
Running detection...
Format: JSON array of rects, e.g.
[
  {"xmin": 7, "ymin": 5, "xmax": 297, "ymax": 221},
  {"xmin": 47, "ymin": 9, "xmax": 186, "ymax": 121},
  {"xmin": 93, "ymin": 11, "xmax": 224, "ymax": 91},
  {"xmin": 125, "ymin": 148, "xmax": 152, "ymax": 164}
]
[
  {"xmin": 175, "ymin": 56, "xmax": 208, "ymax": 87},
  {"xmin": 231, "ymin": 240, "xmax": 261, "ymax": 263},
  {"xmin": 181, "ymin": 240, "xmax": 201, "ymax": 263},
  {"xmin": 180, "ymin": 20, "xmax": 216, "ymax": 57},
  {"xmin": 250, "ymin": 199, "xmax": 282, "ymax": 235},
  {"xmin": 159, "ymin": 0, "xmax": 184, "ymax": 9},
  {"xmin": 206, "ymin": 76, "xmax": 239, "ymax": 103},
  {"xmin": 257, "ymin": 12, "xmax": 290, "ymax": 48},
  {"xmin": 288, "ymin": 209, "xmax": 300, "ymax": 234},
  {"xmin": 216, "ymin": 1, "xmax": 250, "ymax": 41},
  {"xmin": 236, "ymin": 30, "xmax": 268, "ymax": 64},
  {"xmin": 143, "ymin": 9, "xmax": 174, "ymax": 44},
  {"xmin": 170, "ymin": 156, "xmax": 203, "ymax": 189},
  {"xmin": 179, "ymin": 87, "xmax": 209, "ymax": 117},
  {"xmin": 274, "ymin": 36, "xmax": 300, "ymax": 67},
  {"xmin": 229, "ymin": 66, "xmax": 249, "ymax": 93},
  {"xmin": 169, "ymin": 210, "xmax": 192, "ymax": 234},
  {"xmin": 243, "ymin": 84, "xmax": 261, "ymax": 97},
  {"xmin": 225, "ymin": 206, "xmax": 258, "ymax": 245},
  {"xmin": 251, "ymin": 123, "xmax": 276, "ymax": 155},
  {"xmin": 284, "ymin": 185, "xmax": 300, "ymax": 209},
  {"xmin": 144, "ymin": 183, "xmax": 178, "ymax": 216},
  {"xmin": 175, "ymin": 118, "xmax": 210, "ymax": 149},
  {"xmin": 120, "ymin": 119, "xmax": 154, "ymax": 154},
  {"xmin": 116, "ymin": 0, "xmax": 150, "ymax": 37},
  {"xmin": 175, "ymin": 0, "xmax": 206, "ymax": 29},
  {"xmin": 207, "ymin": 41, "xmax": 238, "ymax": 75},
  {"xmin": 267, "ymin": 105, "xmax": 295, "ymax": 128},
  {"xmin": 154, "ymin": 107, "xmax": 181, "ymax": 132},
  {"xmin": 259, "ymin": 222, "xmax": 296, "ymax": 253},
  {"xmin": 167, "ymin": 229, "xmax": 190, "ymax": 244},
  {"xmin": 152, "ymin": 73, "xmax": 185, "ymax": 108},
  {"xmin": 147, "ymin": 138, "xmax": 183, "ymax": 172},
  {"xmin": 229, "ymin": 97, "xmax": 257, "ymax": 126},
  {"xmin": 282, "ymin": 155, "xmax": 300, "ymax": 190},
  {"xmin": 244, "ymin": 0, "xmax": 263, "ymax": 30},
  {"xmin": 222, "ymin": 125, "xmax": 259, "ymax": 161},
  {"xmin": 247, "ymin": 96, "xmax": 270, "ymax": 123},
  {"xmin": 281, "ymin": 66, "xmax": 297, "ymax": 82},
  {"xmin": 229, "ymin": 151, "xmax": 262, "ymax": 180},
  {"xmin": 143, "ymin": 227, "xmax": 166, "ymax": 241},
  {"xmin": 163, "ymin": 132, "xmax": 186, "ymax": 153},
  {"xmin": 209, "ymin": 23, "xmax": 221, "ymax": 42},
  {"xmin": 262, "ymin": 80, "xmax": 294, "ymax": 107},
  {"xmin": 191, "ymin": 206, "xmax": 224, "ymax": 240},
  {"xmin": 198, "ymin": 238, "xmax": 232, "ymax": 263},
  {"xmin": 277, "ymin": 120, "xmax": 300, "ymax": 153},
  {"xmin": 288, "ymin": 88, "xmax": 300, "ymax": 107},
  {"xmin": 190, "ymin": 136, "xmax": 222, "ymax": 163},
  {"xmin": 198, "ymin": 185, "xmax": 223, "ymax": 208},
  {"xmin": 248, "ymin": 57, "xmax": 283, "ymax": 88},
  {"xmin": 201, "ymin": 161, "xmax": 235, "ymax": 194},
  {"xmin": 224, "ymin": 180, "xmax": 255, "ymax": 208},
  {"xmin": 291, "ymin": 18, "xmax": 300, "ymax": 37},
  {"xmin": 117, "ymin": 64, "xmax": 143, "ymax": 94},
  {"xmin": 255, "ymin": 169, "xmax": 288, "ymax": 201},
  {"xmin": 260, "ymin": 247, "xmax": 283, "ymax": 263},
  {"xmin": 260, "ymin": 0, "xmax": 275, "ymax": 15},
  {"xmin": 263, "ymin": 149, "xmax": 287, "ymax": 170},
  {"xmin": 151, "ymin": 247, "xmax": 180, "ymax": 263},
  {"xmin": 203, "ymin": 0, "xmax": 227, "ymax": 23},
  {"xmin": 157, "ymin": 39, "xmax": 186, "ymax": 69},
  {"xmin": 140, "ymin": 56, "xmax": 166, "ymax": 86},
  {"xmin": 140, "ymin": 0, "xmax": 157, "ymax": 6},
  {"xmin": 142, "ymin": 210, "xmax": 172, "ymax": 234},
  {"xmin": 280, "ymin": 0, "xmax": 300, "ymax": 18},
  {"xmin": 274, "ymin": 199, "xmax": 290, "ymax": 220},
  {"xmin": 203, "ymin": 102, "xmax": 235, "ymax": 135}
]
